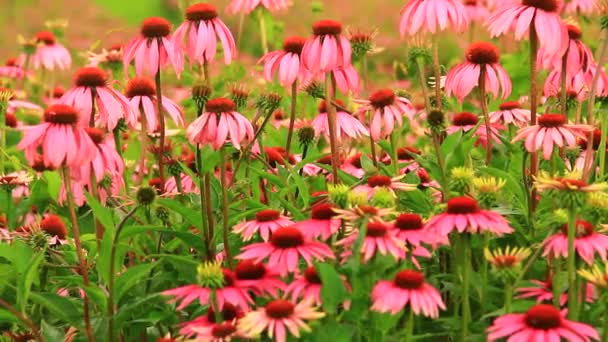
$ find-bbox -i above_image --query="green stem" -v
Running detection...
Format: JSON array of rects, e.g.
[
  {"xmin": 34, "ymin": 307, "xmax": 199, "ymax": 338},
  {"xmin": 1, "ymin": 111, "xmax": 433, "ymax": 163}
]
[
  {"xmin": 0, "ymin": 100, "xmax": 6, "ymax": 175},
  {"xmin": 603, "ymin": 296, "xmax": 608, "ymax": 342},
  {"xmin": 404, "ymin": 308, "xmax": 414, "ymax": 341},
  {"xmin": 325, "ymin": 73, "xmax": 340, "ymax": 183},
  {"xmin": 154, "ymin": 51, "xmax": 166, "ymax": 186},
  {"xmin": 479, "ymin": 66, "xmax": 492, "ymax": 166},
  {"xmin": 529, "ymin": 25, "xmax": 539, "ymax": 216},
  {"xmin": 597, "ymin": 112, "xmax": 607, "ymax": 180},
  {"xmin": 553, "ymin": 259, "xmax": 561, "ymax": 308},
  {"xmin": 504, "ymin": 282, "xmax": 512, "ymax": 314},
  {"xmin": 431, "ymin": 36, "xmax": 442, "ymax": 111},
  {"xmin": 480, "ymin": 233, "xmax": 489, "ymax": 310},
  {"xmin": 461, "ymin": 234, "xmax": 471, "ymax": 341},
  {"xmin": 4, "ymin": 189, "xmax": 13, "ymax": 231},
  {"xmin": 559, "ymin": 52, "xmax": 569, "ymax": 119},
  {"xmin": 257, "ymin": 10, "xmax": 269, "ymax": 55},
  {"xmin": 390, "ymin": 130, "xmax": 399, "ymax": 174},
  {"xmin": 415, "ymin": 57, "xmax": 431, "ymax": 114},
  {"xmin": 285, "ymin": 81, "xmax": 298, "ymax": 155},
  {"xmin": 567, "ymin": 206, "xmax": 578, "ymax": 319},
  {"xmin": 219, "ymin": 147, "xmax": 233, "ymax": 268}
]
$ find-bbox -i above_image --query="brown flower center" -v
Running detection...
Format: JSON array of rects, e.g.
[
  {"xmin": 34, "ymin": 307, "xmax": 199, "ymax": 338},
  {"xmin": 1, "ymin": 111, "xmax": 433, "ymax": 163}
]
[
  {"xmin": 397, "ymin": 147, "xmax": 420, "ymax": 160},
  {"xmin": 186, "ymin": 3, "xmax": 218, "ymax": 21},
  {"xmin": 125, "ymin": 77, "xmax": 156, "ymax": 98},
  {"xmin": 255, "ymin": 209, "xmax": 281, "ymax": 222},
  {"xmin": 538, "ymin": 114, "xmax": 566, "ymax": 127},
  {"xmin": 447, "ymin": 197, "xmax": 480, "ymax": 214},
  {"xmin": 318, "ymin": 99, "xmax": 345, "ymax": 113},
  {"xmin": 567, "ymin": 25, "xmax": 582, "ymax": 40},
  {"xmin": 366, "ymin": 222, "xmax": 389, "ymax": 237},
  {"xmin": 5, "ymin": 113, "xmax": 17, "ymax": 128},
  {"xmin": 312, "ymin": 20, "xmax": 342, "ymax": 36},
  {"xmin": 394, "ymin": 270, "xmax": 425, "ymax": 289},
  {"xmin": 466, "ymin": 42, "xmax": 500, "ymax": 64},
  {"xmin": 304, "ymin": 266, "xmax": 322, "ymax": 284},
  {"xmin": 235, "ymin": 260, "xmax": 267, "ymax": 280},
  {"xmin": 522, "ymin": 0, "xmax": 559, "ymax": 12},
  {"xmin": 493, "ymin": 255, "xmax": 518, "ymax": 268},
  {"xmin": 35, "ymin": 31, "xmax": 56, "ymax": 45},
  {"xmin": 499, "ymin": 101, "xmax": 521, "ymax": 111},
  {"xmin": 207, "ymin": 303, "xmax": 239, "ymax": 322},
  {"xmin": 524, "ymin": 304, "xmax": 562, "ymax": 329},
  {"xmin": 560, "ymin": 219, "xmax": 594, "ymax": 238},
  {"xmin": 367, "ymin": 175, "xmax": 392, "ymax": 187},
  {"xmin": 265, "ymin": 299, "xmax": 295, "ymax": 319},
  {"xmin": 270, "ymin": 226, "xmax": 304, "ymax": 248},
  {"xmin": 395, "ymin": 213, "xmax": 423, "ymax": 231},
  {"xmin": 40, "ymin": 214, "xmax": 67, "ymax": 239},
  {"xmin": 283, "ymin": 36, "xmax": 307, "ymax": 54},
  {"xmin": 311, "ymin": 203, "xmax": 336, "ymax": 220},
  {"xmin": 211, "ymin": 323, "xmax": 237, "ymax": 338},
  {"xmin": 141, "ymin": 17, "xmax": 171, "ymax": 38},
  {"xmin": 74, "ymin": 67, "xmax": 108, "ymax": 88},
  {"xmin": 206, "ymin": 98, "xmax": 236, "ymax": 113},
  {"xmin": 52, "ymin": 86, "xmax": 65, "ymax": 98},
  {"xmin": 44, "ymin": 104, "xmax": 79, "ymax": 125},
  {"xmin": 369, "ymin": 89, "xmax": 396, "ymax": 108},
  {"xmin": 452, "ymin": 112, "xmax": 479, "ymax": 126},
  {"xmin": 84, "ymin": 127, "xmax": 105, "ymax": 144}
]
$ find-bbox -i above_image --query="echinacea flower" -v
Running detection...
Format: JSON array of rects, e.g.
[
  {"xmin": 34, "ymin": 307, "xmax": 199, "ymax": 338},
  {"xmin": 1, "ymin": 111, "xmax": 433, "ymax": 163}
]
[
  {"xmin": 464, "ymin": 0, "xmax": 491, "ymax": 22},
  {"xmin": 399, "ymin": 0, "xmax": 468, "ymax": 36},
  {"xmin": 186, "ymin": 321, "xmax": 246, "ymax": 342},
  {"xmin": 234, "ymin": 260, "xmax": 285, "ymax": 296},
  {"xmin": 236, "ymin": 226, "xmax": 335, "ymax": 276},
  {"xmin": 354, "ymin": 175, "xmax": 417, "ymax": 199},
  {"xmin": 173, "ymin": 3, "xmax": 237, "ymax": 65},
  {"xmin": 125, "ymin": 77, "xmax": 184, "ymax": 131},
  {"xmin": 260, "ymin": 36, "xmax": 306, "ymax": 87},
  {"xmin": 578, "ymin": 264, "xmax": 608, "ymax": 289},
  {"xmin": 25, "ymin": 31, "xmax": 72, "ymax": 70},
  {"xmin": 180, "ymin": 303, "xmax": 244, "ymax": 338},
  {"xmin": 543, "ymin": 219, "xmax": 608, "ymax": 265},
  {"xmin": 424, "ymin": 196, "xmax": 513, "ymax": 237},
  {"xmin": 0, "ymin": 58, "xmax": 25, "ymax": 79},
  {"xmin": 512, "ymin": 114, "xmax": 593, "ymax": 160},
  {"xmin": 285, "ymin": 266, "xmax": 350, "ymax": 307},
  {"xmin": 354, "ymin": 89, "xmax": 415, "ymax": 140},
  {"xmin": 311, "ymin": 100, "xmax": 368, "ymax": 142},
  {"xmin": 485, "ymin": 246, "xmax": 531, "ymax": 269},
  {"xmin": 487, "ymin": 304, "xmax": 599, "ymax": 341},
  {"xmin": 293, "ymin": 203, "xmax": 341, "ymax": 240},
  {"xmin": 445, "ymin": 42, "xmax": 512, "ymax": 101},
  {"xmin": 446, "ymin": 112, "xmax": 502, "ymax": 147},
  {"xmin": 226, "ymin": 0, "xmax": 291, "ymax": 14},
  {"xmin": 516, "ymin": 278, "xmax": 563, "ymax": 304},
  {"xmin": 337, "ymin": 221, "xmax": 406, "ymax": 263},
  {"xmin": 87, "ymin": 44, "xmax": 123, "ymax": 69},
  {"xmin": 371, "ymin": 269, "xmax": 446, "ymax": 317},
  {"xmin": 238, "ymin": 299, "xmax": 324, "ymax": 342},
  {"xmin": 301, "ymin": 20, "xmax": 352, "ymax": 73},
  {"xmin": 186, "ymin": 97, "xmax": 254, "ymax": 150},
  {"xmin": 15, "ymin": 214, "xmax": 69, "ymax": 246},
  {"xmin": 564, "ymin": 0, "xmax": 597, "ymax": 15},
  {"xmin": 538, "ymin": 24, "xmax": 594, "ymax": 76},
  {"xmin": 233, "ymin": 209, "xmax": 293, "ymax": 241},
  {"xmin": 60, "ymin": 67, "xmax": 136, "ymax": 129},
  {"xmin": 393, "ymin": 213, "xmax": 442, "ymax": 246},
  {"xmin": 17, "ymin": 104, "xmax": 97, "ymax": 168},
  {"xmin": 303, "ymin": 64, "xmax": 361, "ymax": 94},
  {"xmin": 123, "ymin": 17, "xmax": 182, "ymax": 76},
  {"xmin": 487, "ymin": 0, "xmax": 568, "ymax": 59},
  {"xmin": 489, "ymin": 101, "xmax": 531, "ymax": 127}
]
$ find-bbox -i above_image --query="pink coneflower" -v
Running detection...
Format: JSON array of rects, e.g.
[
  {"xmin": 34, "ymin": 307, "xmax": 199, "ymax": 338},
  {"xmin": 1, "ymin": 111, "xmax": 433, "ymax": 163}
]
[
  {"xmin": 294, "ymin": 203, "xmax": 341, "ymax": 240},
  {"xmin": 180, "ymin": 303, "xmax": 243, "ymax": 338},
  {"xmin": 371, "ymin": 269, "xmax": 445, "ymax": 317},
  {"xmin": 173, "ymin": 3, "xmax": 237, "ymax": 65},
  {"xmin": 44, "ymin": 86, "xmax": 66, "ymax": 106},
  {"xmin": 489, "ymin": 101, "xmax": 531, "ymax": 127},
  {"xmin": 233, "ymin": 209, "xmax": 293, "ymax": 241},
  {"xmin": 285, "ymin": 266, "xmax": 349, "ymax": 307},
  {"xmin": 399, "ymin": 0, "xmax": 468, "ymax": 36},
  {"xmin": 236, "ymin": 226, "xmax": 335, "ymax": 276},
  {"xmin": 186, "ymin": 97, "xmax": 254, "ymax": 150},
  {"xmin": 355, "ymin": 174, "xmax": 416, "ymax": 199},
  {"xmin": 543, "ymin": 220, "xmax": 608, "ymax": 265},
  {"xmin": 303, "ymin": 64, "xmax": 361, "ymax": 94},
  {"xmin": 123, "ymin": 17, "xmax": 182, "ymax": 76},
  {"xmin": 446, "ymin": 112, "xmax": 502, "ymax": 147},
  {"xmin": 464, "ymin": 0, "xmax": 490, "ymax": 22},
  {"xmin": 311, "ymin": 100, "xmax": 368, "ymax": 142},
  {"xmin": 539, "ymin": 24, "xmax": 594, "ymax": 76},
  {"xmin": 517, "ymin": 277, "xmax": 596, "ymax": 306},
  {"xmin": 162, "ymin": 269, "xmax": 253, "ymax": 310},
  {"xmin": 301, "ymin": 20, "xmax": 351, "ymax": 73},
  {"xmin": 393, "ymin": 213, "xmax": 443, "ymax": 246},
  {"xmin": 425, "ymin": 196, "xmax": 513, "ymax": 237},
  {"xmin": 544, "ymin": 71, "xmax": 587, "ymax": 101},
  {"xmin": 487, "ymin": 304, "xmax": 599, "ymax": 341},
  {"xmin": 60, "ymin": 67, "xmax": 136, "ymax": 129},
  {"xmin": 564, "ymin": 0, "xmax": 597, "ymax": 15},
  {"xmin": 234, "ymin": 260, "xmax": 285, "ymax": 296},
  {"xmin": 125, "ymin": 77, "xmax": 184, "ymax": 131},
  {"xmin": 17, "ymin": 104, "xmax": 96, "ymax": 168},
  {"xmin": 238, "ymin": 299, "xmax": 324, "ymax": 342},
  {"xmin": 512, "ymin": 113, "xmax": 592, "ymax": 160},
  {"xmin": 260, "ymin": 36, "xmax": 306, "ymax": 87},
  {"xmin": 164, "ymin": 173, "xmax": 198, "ymax": 194},
  {"xmin": 184, "ymin": 321, "xmax": 246, "ymax": 342},
  {"xmin": 445, "ymin": 42, "xmax": 512, "ymax": 101},
  {"xmin": 227, "ymin": 0, "xmax": 291, "ymax": 14},
  {"xmin": 337, "ymin": 221, "xmax": 406, "ymax": 262},
  {"xmin": 39, "ymin": 214, "xmax": 68, "ymax": 245},
  {"xmin": 355, "ymin": 89, "xmax": 415, "ymax": 140},
  {"xmin": 0, "ymin": 58, "xmax": 25, "ymax": 79},
  {"xmin": 26, "ymin": 31, "xmax": 72, "ymax": 70},
  {"xmin": 487, "ymin": 0, "xmax": 567, "ymax": 58},
  {"xmin": 340, "ymin": 153, "xmax": 366, "ymax": 179}
]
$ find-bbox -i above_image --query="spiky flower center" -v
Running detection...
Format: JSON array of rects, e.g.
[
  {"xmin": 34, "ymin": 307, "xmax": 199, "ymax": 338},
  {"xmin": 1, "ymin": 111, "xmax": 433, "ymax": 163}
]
[
  {"xmin": 304, "ymin": 266, "xmax": 322, "ymax": 284},
  {"xmin": 44, "ymin": 104, "xmax": 79, "ymax": 124},
  {"xmin": 318, "ymin": 99, "xmax": 345, "ymax": 113},
  {"xmin": 52, "ymin": 86, "xmax": 65, "ymax": 98},
  {"xmin": 397, "ymin": 147, "xmax": 420, "ymax": 160},
  {"xmin": 556, "ymin": 178, "xmax": 587, "ymax": 189},
  {"xmin": 524, "ymin": 304, "xmax": 562, "ymax": 329},
  {"xmin": 447, "ymin": 197, "xmax": 481, "ymax": 214},
  {"xmin": 5, "ymin": 58, "xmax": 18, "ymax": 67},
  {"xmin": 211, "ymin": 323, "xmax": 236, "ymax": 338},
  {"xmin": 493, "ymin": 255, "xmax": 518, "ymax": 268},
  {"xmin": 265, "ymin": 299, "xmax": 295, "ymax": 319},
  {"xmin": 466, "ymin": 42, "xmax": 500, "ymax": 64},
  {"xmin": 369, "ymin": 89, "xmax": 396, "ymax": 108},
  {"xmin": 283, "ymin": 36, "xmax": 307, "ymax": 54},
  {"xmin": 366, "ymin": 222, "xmax": 389, "ymax": 237},
  {"xmin": 538, "ymin": 114, "xmax": 566, "ymax": 127},
  {"xmin": 349, "ymin": 153, "xmax": 363, "ymax": 168},
  {"xmin": 125, "ymin": 77, "xmax": 156, "ymax": 98},
  {"xmin": 452, "ymin": 112, "xmax": 479, "ymax": 126},
  {"xmin": 561, "ymin": 219, "xmax": 594, "ymax": 238},
  {"xmin": 394, "ymin": 270, "xmax": 425, "ymax": 289},
  {"xmin": 499, "ymin": 101, "xmax": 521, "ymax": 111},
  {"xmin": 222, "ymin": 269, "xmax": 237, "ymax": 287},
  {"xmin": 368, "ymin": 175, "xmax": 392, "ymax": 188},
  {"xmin": 255, "ymin": 209, "xmax": 281, "ymax": 222},
  {"xmin": 464, "ymin": 0, "xmax": 478, "ymax": 5},
  {"xmin": 84, "ymin": 127, "xmax": 105, "ymax": 144},
  {"xmin": 206, "ymin": 98, "xmax": 236, "ymax": 113},
  {"xmin": 141, "ymin": 17, "xmax": 171, "ymax": 38},
  {"xmin": 317, "ymin": 155, "xmax": 335, "ymax": 165},
  {"xmin": 40, "ymin": 215, "xmax": 67, "ymax": 239},
  {"xmin": 270, "ymin": 226, "xmax": 304, "ymax": 248},
  {"xmin": 186, "ymin": 3, "xmax": 218, "ymax": 21},
  {"xmin": 313, "ymin": 20, "xmax": 342, "ymax": 36},
  {"xmin": 35, "ymin": 31, "xmax": 56, "ymax": 45},
  {"xmin": 522, "ymin": 0, "xmax": 559, "ymax": 13},
  {"xmin": 311, "ymin": 203, "xmax": 336, "ymax": 220},
  {"xmin": 235, "ymin": 260, "xmax": 266, "ymax": 280},
  {"xmin": 74, "ymin": 67, "xmax": 108, "ymax": 88},
  {"xmin": 207, "ymin": 303, "xmax": 239, "ymax": 322},
  {"xmin": 358, "ymin": 205, "xmax": 379, "ymax": 216},
  {"xmin": 5, "ymin": 113, "xmax": 17, "ymax": 128},
  {"xmin": 395, "ymin": 213, "xmax": 423, "ymax": 231},
  {"xmin": 567, "ymin": 25, "xmax": 582, "ymax": 40}
]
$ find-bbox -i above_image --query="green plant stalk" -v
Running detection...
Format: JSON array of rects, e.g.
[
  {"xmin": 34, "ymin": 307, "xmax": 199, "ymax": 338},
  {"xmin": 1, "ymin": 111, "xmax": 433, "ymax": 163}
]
[
  {"xmin": 461, "ymin": 234, "xmax": 471, "ymax": 341},
  {"xmin": 0, "ymin": 101, "xmax": 6, "ymax": 175},
  {"xmin": 598, "ymin": 112, "xmax": 608, "ymax": 179},
  {"xmin": 479, "ymin": 66, "xmax": 492, "ymax": 166},
  {"xmin": 136, "ymin": 111, "xmax": 149, "ymax": 185},
  {"xmin": 404, "ymin": 308, "xmax": 414, "ymax": 341},
  {"xmin": 219, "ymin": 146, "xmax": 233, "ymax": 268},
  {"xmin": 62, "ymin": 168, "xmax": 94, "ymax": 342},
  {"xmin": 0, "ymin": 299, "xmax": 42, "ymax": 342},
  {"xmin": 325, "ymin": 73, "xmax": 340, "ymax": 183},
  {"xmin": 154, "ymin": 48, "xmax": 167, "ymax": 187},
  {"xmin": 285, "ymin": 81, "xmax": 298, "ymax": 155},
  {"xmin": 553, "ymin": 259, "xmax": 561, "ymax": 308},
  {"xmin": 603, "ymin": 294, "xmax": 608, "ymax": 342},
  {"xmin": 578, "ymin": 276, "xmax": 586, "ymax": 320},
  {"xmin": 432, "ymin": 36, "xmax": 442, "ymax": 111},
  {"xmin": 504, "ymin": 282, "xmax": 512, "ymax": 314},
  {"xmin": 529, "ymin": 25, "xmax": 540, "ymax": 216},
  {"xmin": 369, "ymin": 109, "xmax": 378, "ymax": 167},
  {"xmin": 567, "ymin": 206, "xmax": 578, "ymax": 319},
  {"xmin": 390, "ymin": 130, "xmax": 399, "ymax": 174},
  {"xmin": 480, "ymin": 233, "xmax": 489, "ymax": 311},
  {"xmin": 107, "ymin": 206, "xmax": 139, "ymax": 342},
  {"xmin": 257, "ymin": 9, "xmax": 269, "ymax": 55},
  {"xmin": 559, "ymin": 52, "xmax": 569, "ymax": 119},
  {"xmin": 415, "ymin": 57, "xmax": 432, "ymax": 114}
]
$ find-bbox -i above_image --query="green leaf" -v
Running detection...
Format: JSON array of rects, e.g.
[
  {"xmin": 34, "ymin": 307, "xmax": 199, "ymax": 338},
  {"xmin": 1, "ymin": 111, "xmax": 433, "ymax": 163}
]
[
  {"xmin": 84, "ymin": 192, "xmax": 116, "ymax": 233},
  {"xmin": 157, "ymin": 198, "xmax": 202, "ymax": 229},
  {"xmin": 43, "ymin": 171, "xmax": 61, "ymax": 200},
  {"xmin": 41, "ymin": 320, "xmax": 65, "ymax": 341},
  {"xmin": 30, "ymin": 292, "xmax": 81, "ymax": 325},
  {"xmin": 307, "ymin": 321, "xmax": 352, "ymax": 341},
  {"xmin": 316, "ymin": 263, "xmax": 347, "ymax": 314},
  {"xmin": 17, "ymin": 251, "xmax": 45, "ymax": 311},
  {"xmin": 0, "ymin": 308, "xmax": 18, "ymax": 324},
  {"xmin": 115, "ymin": 262, "xmax": 157, "ymax": 303}
]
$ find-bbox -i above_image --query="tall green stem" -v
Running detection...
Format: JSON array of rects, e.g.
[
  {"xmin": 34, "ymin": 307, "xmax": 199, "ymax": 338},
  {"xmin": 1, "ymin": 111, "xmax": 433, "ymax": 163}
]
[
  {"xmin": 529, "ymin": 24, "xmax": 540, "ymax": 216},
  {"xmin": 559, "ymin": 52, "xmax": 569, "ymax": 119},
  {"xmin": 432, "ymin": 36, "xmax": 442, "ymax": 111},
  {"xmin": 504, "ymin": 282, "xmax": 512, "ymax": 314},
  {"xmin": 324, "ymin": 73, "xmax": 340, "ymax": 183},
  {"xmin": 599, "ymin": 113, "xmax": 608, "ymax": 179},
  {"xmin": 479, "ymin": 66, "xmax": 492, "ymax": 166},
  {"xmin": 567, "ymin": 206, "xmax": 578, "ymax": 319},
  {"xmin": 219, "ymin": 147, "xmax": 233, "ymax": 268},
  {"xmin": 257, "ymin": 10, "xmax": 269, "ymax": 55},
  {"xmin": 461, "ymin": 234, "xmax": 471, "ymax": 341},
  {"xmin": 415, "ymin": 58, "xmax": 431, "ymax": 114},
  {"xmin": 154, "ymin": 49, "xmax": 166, "ymax": 186},
  {"xmin": 285, "ymin": 81, "xmax": 298, "ymax": 155},
  {"xmin": 404, "ymin": 308, "xmax": 414, "ymax": 341},
  {"xmin": 0, "ymin": 97, "xmax": 6, "ymax": 175}
]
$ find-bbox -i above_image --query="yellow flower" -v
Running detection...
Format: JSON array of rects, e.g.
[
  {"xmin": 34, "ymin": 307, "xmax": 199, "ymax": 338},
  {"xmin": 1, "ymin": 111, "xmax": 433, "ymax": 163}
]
[
  {"xmin": 472, "ymin": 176, "xmax": 506, "ymax": 194},
  {"xmin": 534, "ymin": 171, "xmax": 608, "ymax": 193},
  {"xmin": 484, "ymin": 246, "xmax": 531, "ymax": 269},
  {"xmin": 578, "ymin": 264, "xmax": 608, "ymax": 289},
  {"xmin": 197, "ymin": 261, "xmax": 224, "ymax": 288}
]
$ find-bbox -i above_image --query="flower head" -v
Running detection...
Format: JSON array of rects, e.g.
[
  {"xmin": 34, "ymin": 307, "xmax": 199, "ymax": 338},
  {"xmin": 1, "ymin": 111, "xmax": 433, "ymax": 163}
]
[
  {"xmin": 125, "ymin": 77, "xmax": 184, "ymax": 132},
  {"xmin": 578, "ymin": 264, "xmax": 608, "ymax": 289},
  {"xmin": 311, "ymin": 100, "xmax": 368, "ymax": 141},
  {"xmin": 485, "ymin": 246, "xmax": 530, "ymax": 269},
  {"xmin": 399, "ymin": 0, "xmax": 468, "ymax": 36},
  {"xmin": 355, "ymin": 89, "xmax": 415, "ymax": 140},
  {"xmin": 259, "ymin": 36, "xmax": 306, "ymax": 87},
  {"xmin": 336, "ymin": 221, "xmax": 406, "ymax": 263},
  {"xmin": 543, "ymin": 219, "xmax": 608, "ymax": 265},
  {"xmin": 233, "ymin": 209, "xmax": 293, "ymax": 241},
  {"xmin": 489, "ymin": 101, "xmax": 531, "ymax": 127},
  {"xmin": 301, "ymin": 20, "xmax": 352, "ymax": 73}
]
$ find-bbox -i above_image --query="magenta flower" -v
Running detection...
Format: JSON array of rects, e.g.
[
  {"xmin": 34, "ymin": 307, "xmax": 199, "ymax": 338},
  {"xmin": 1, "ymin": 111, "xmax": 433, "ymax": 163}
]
[
  {"xmin": 539, "ymin": 24, "xmax": 594, "ymax": 76},
  {"xmin": 304, "ymin": 64, "xmax": 361, "ymax": 94},
  {"xmin": 164, "ymin": 174, "xmax": 198, "ymax": 195},
  {"xmin": 233, "ymin": 209, "xmax": 293, "ymax": 241},
  {"xmin": 301, "ymin": 20, "xmax": 351, "ymax": 73},
  {"xmin": 180, "ymin": 303, "xmax": 244, "ymax": 338},
  {"xmin": 285, "ymin": 266, "xmax": 349, "ymax": 307},
  {"xmin": 487, "ymin": 304, "xmax": 599, "ymax": 341},
  {"xmin": 543, "ymin": 220, "xmax": 608, "ymax": 265},
  {"xmin": 125, "ymin": 77, "xmax": 184, "ymax": 131},
  {"xmin": 355, "ymin": 89, "xmax": 415, "ymax": 140},
  {"xmin": 516, "ymin": 278, "xmax": 565, "ymax": 305},
  {"xmin": 337, "ymin": 221, "xmax": 406, "ymax": 263},
  {"xmin": 60, "ymin": 67, "xmax": 136, "ymax": 129},
  {"xmin": 186, "ymin": 97, "xmax": 254, "ymax": 150},
  {"xmin": 17, "ymin": 104, "xmax": 96, "ymax": 168},
  {"xmin": 393, "ymin": 213, "xmax": 444, "ymax": 246},
  {"xmin": 260, "ymin": 36, "xmax": 306, "ymax": 87},
  {"xmin": 512, "ymin": 113, "xmax": 592, "ymax": 160},
  {"xmin": 487, "ymin": 0, "xmax": 567, "ymax": 58},
  {"xmin": 227, "ymin": 0, "xmax": 291, "ymax": 14},
  {"xmin": 236, "ymin": 226, "xmax": 335, "ymax": 276},
  {"xmin": 234, "ymin": 260, "xmax": 286, "ymax": 296},
  {"xmin": 311, "ymin": 100, "xmax": 368, "ymax": 142},
  {"xmin": 371, "ymin": 270, "xmax": 445, "ymax": 317},
  {"xmin": 425, "ymin": 196, "xmax": 513, "ymax": 237},
  {"xmin": 399, "ymin": 0, "xmax": 468, "ymax": 36},
  {"xmin": 354, "ymin": 174, "xmax": 417, "ymax": 199},
  {"xmin": 173, "ymin": 3, "xmax": 237, "ymax": 65},
  {"xmin": 162, "ymin": 269, "xmax": 253, "ymax": 310},
  {"xmin": 123, "ymin": 17, "xmax": 182, "ymax": 76},
  {"xmin": 25, "ymin": 31, "xmax": 71, "ymax": 71},
  {"xmin": 445, "ymin": 42, "xmax": 511, "ymax": 101},
  {"xmin": 544, "ymin": 70, "xmax": 587, "ymax": 101},
  {"xmin": 0, "ymin": 58, "xmax": 25, "ymax": 79},
  {"xmin": 447, "ymin": 112, "xmax": 502, "ymax": 148},
  {"xmin": 489, "ymin": 101, "xmax": 531, "ymax": 127},
  {"xmin": 293, "ymin": 203, "xmax": 341, "ymax": 240}
]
